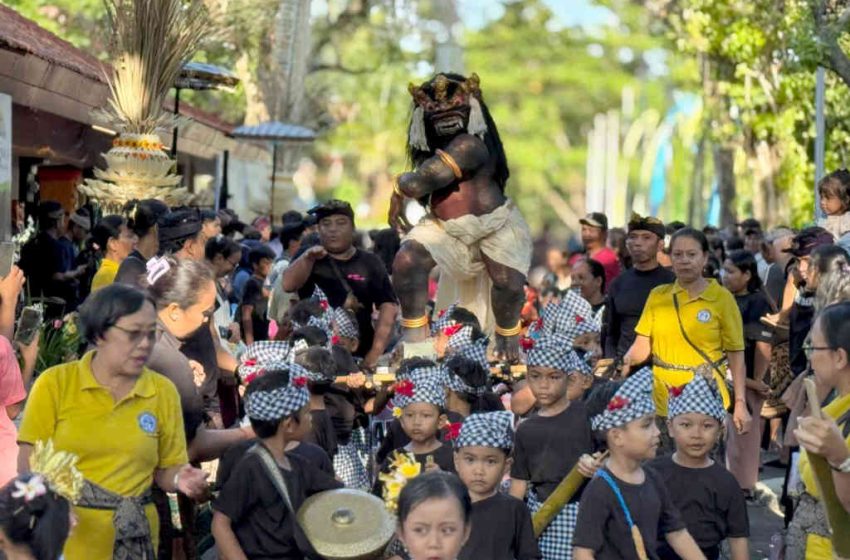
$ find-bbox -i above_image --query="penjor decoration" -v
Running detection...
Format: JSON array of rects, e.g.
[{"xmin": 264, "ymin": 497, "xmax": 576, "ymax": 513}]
[{"xmin": 79, "ymin": 0, "xmax": 210, "ymax": 210}]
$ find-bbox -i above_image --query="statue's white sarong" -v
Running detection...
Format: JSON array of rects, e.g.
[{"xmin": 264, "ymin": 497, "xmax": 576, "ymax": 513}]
[{"xmin": 403, "ymin": 200, "xmax": 532, "ymax": 334}]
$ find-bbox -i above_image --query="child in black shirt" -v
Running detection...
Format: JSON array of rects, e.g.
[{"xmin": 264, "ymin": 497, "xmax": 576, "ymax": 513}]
[
  {"xmin": 240, "ymin": 245, "xmax": 276, "ymax": 344},
  {"xmin": 295, "ymin": 347, "xmax": 340, "ymax": 460},
  {"xmin": 574, "ymin": 368, "xmax": 703, "ymax": 560},
  {"xmin": 509, "ymin": 333, "xmax": 598, "ymax": 560},
  {"xmin": 649, "ymin": 376, "xmax": 749, "ymax": 560},
  {"xmin": 454, "ymin": 411, "xmax": 540, "ymax": 560},
  {"xmin": 212, "ymin": 363, "xmax": 342, "ymax": 560}
]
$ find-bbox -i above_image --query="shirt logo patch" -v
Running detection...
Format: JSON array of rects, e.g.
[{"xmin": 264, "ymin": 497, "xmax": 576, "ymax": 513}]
[
  {"xmin": 138, "ymin": 412, "xmax": 157, "ymax": 434},
  {"xmin": 697, "ymin": 309, "xmax": 712, "ymax": 323},
  {"xmin": 346, "ymin": 273, "xmax": 366, "ymax": 282}
]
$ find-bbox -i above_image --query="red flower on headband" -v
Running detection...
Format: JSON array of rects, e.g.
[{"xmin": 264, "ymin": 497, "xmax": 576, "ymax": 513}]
[
  {"xmin": 319, "ymin": 300, "xmax": 329, "ymax": 311},
  {"xmin": 243, "ymin": 358, "xmax": 257, "ymax": 367},
  {"xmin": 669, "ymin": 385, "xmax": 686, "ymax": 398},
  {"xmin": 443, "ymin": 324, "xmax": 463, "ymax": 337},
  {"xmin": 331, "ymin": 335, "xmax": 341, "ymax": 345},
  {"xmin": 438, "ymin": 308, "xmax": 447, "ymax": 318},
  {"xmin": 443, "ymin": 422, "xmax": 462, "ymax": 442},
  {"xmin": 520, "ymin": 337, "xmax": 534, "ymax": 351},
  {"xmin": 243, "ymin": 372, "xmax": 259, "ymax": 385},
  {"xmin": 575, "ymin": 315, "xmax": 585, "ymax": 324},
  {"xmin": 534, "ymin": 318, "xmax": 544, "ymax": 330},
  {"xmin": 292, "ymin": 376, "xmax": 308, "ymax": 388},
  {"xmin": 607, "ymin": 396, "xmax": 630, "ymax": 412},
  {"xmin": 393, "ymin": 379, "xmax": 415, "ymax": 398}
]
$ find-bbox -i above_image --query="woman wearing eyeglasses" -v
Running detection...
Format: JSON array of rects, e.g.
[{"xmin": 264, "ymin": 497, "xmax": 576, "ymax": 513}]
[
  {"xmin": 16, "ymin": 283, "xmax": 209, "ymax": 559},
  {"xmin": 788, "ymin": 301, "xmax": 850, "ymax": 560}
]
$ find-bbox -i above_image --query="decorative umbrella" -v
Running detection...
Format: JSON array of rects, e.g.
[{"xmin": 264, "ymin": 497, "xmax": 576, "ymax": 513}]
[{"xmin": 231, "ymin": 121, "xmax": 316, "ymax": 219}]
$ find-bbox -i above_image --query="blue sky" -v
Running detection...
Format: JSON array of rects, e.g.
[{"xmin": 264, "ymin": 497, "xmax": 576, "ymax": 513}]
[{"xmin": 459, "ymin": 0, "xmax": 615, "ymax": 29}]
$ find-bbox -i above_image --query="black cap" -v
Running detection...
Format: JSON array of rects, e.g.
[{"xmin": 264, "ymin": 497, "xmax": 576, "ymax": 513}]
[
  {"xmin": 308, "ymin": 199, "xmax": 355, "ymax": 222},
  {"xmin": 784, "ymin": 226, "xmax": 834, "ymax": 257},
  {"xmin": 626, "ymin": 213, "xmax": 665, "ymax": 239},
  {"xmin": 158, "ymin": 209, "xmax": 202, "ymax": 244},
  {"xmin": 579, "ymin": 212, "xmax": 608, "ymax": 230}
]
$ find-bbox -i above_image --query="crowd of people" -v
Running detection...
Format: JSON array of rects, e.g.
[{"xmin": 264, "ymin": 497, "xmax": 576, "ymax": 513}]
[{"xmin": 0, "ymin": 175, "xmax": 847, "ymax": 560}]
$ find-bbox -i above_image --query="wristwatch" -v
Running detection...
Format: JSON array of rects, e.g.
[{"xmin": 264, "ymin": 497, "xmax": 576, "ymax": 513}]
[{"xmin": 829, "ymin": 456, "xmax": 850, "ymax": 473}]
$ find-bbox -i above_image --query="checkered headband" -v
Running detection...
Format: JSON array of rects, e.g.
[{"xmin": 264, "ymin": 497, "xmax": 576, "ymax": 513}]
[
  {"xmin": 244, "ymin": 363, "xmax": 313, "ymax": 421},
  {"xmin": 431, "ymin": 303, "xmax": 458, "ymax": 336},
  {"xmin": 455, "ymin": 411, "xmax": 514, "ymax": 450},
  {"xmin": 530, "ymin": 291, "xmax": 598, "ymax": 344},
  {"xmin": 242, "ymin": 340, "xmax": 292, "ymax": 365},
  {"xmin": 591, "ymin": 367, "xmax": 656, "ymax": 431},
  {"xmin": 667, "ymin": 374, "xmax": 726, "ymax": 421},
  {"xmin": 446, "ymin": 335, "xmax": 489, "ymax": 372},
  {"xmin": 333, "ymin": 307, "xmax": 359, "ymax": 339},
  {"xmin": 392, "ymin": 368, "xmax": 446, "ymax": 410},
  {"xmin": 527, "ymin": 333, "xmax": 591, "ymax": 375}
]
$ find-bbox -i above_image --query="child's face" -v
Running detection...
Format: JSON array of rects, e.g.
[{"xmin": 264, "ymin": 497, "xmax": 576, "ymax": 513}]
[
  {"xmin": 284, "ymin": 405, "xmax": 313, "ymax": 442},
  {"xmin": 668, "ymin": 413, "xmax": 721, "ymax": 461},
  {"xmin": 566, "ymin": 373, "xmax": 593, "ymax": 401},
  {"xmin": 401, "ymin": 403, "xmax": 442, "ymax": 444},
  {"xmin": 340, "ymin": 335, "xmax": 359, "ymax": 353},
  {"xmin": 526, "ymin": 366, "xmax": 569, "ymax": 408},
  {"xmin": 399, "ymin": 497, "xmax": 470, "ymax": 560},
  {"xmin": 255, "ymin": 257, "xmax": 273, "ymax": 278},
  {"xmin": 820, "ymin": 190, "xmax": 847, "ymax": 216},
  {"xmin": 454, "ymin": 446, "xmax": 510, "ymax": 499},
  {"xmin": 610, "ymin": 414, "xmax": 660, "ymax": 461},
  {"xmin": 434, "ymin": 331, "xmax": 450, "ymax": 358}
]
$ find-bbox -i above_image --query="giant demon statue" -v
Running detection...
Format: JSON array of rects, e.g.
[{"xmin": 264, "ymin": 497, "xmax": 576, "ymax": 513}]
[{"xmin": 389, "ymin": 73, "xmax": 532, "ymax": 361}]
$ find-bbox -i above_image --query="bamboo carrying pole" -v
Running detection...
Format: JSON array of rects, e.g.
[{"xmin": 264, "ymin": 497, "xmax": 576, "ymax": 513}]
[
  {"xmin": 532, "ymin": 451, "xmax": 608, "ymax": 537},
  {"xmin": 802, "ymin": 378, "xmax": 850, "ymax": 559}
]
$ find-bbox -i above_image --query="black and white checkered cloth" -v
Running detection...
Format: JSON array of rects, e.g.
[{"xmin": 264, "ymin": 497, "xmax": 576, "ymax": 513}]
[
  {"xmin": 528, "ymin": 491, "xmax": 579, "ymax": 560},
  {"xmin": 446, "ymin": 329, "xmax": 489, "ymax": 368},
  {"xmin": 392, "ymin": 368, "xmax": 446, "ymax": 410},
  {"xmin": 431, "ymin": 303, "xmax": 458, "ymax": 335},
  {"xmin": 530, "ymin": 291, "xmax": 599, "ymax": 345},
  {"xmin": 444, "ymin": 362, "xmax": 488, "ymax": 396},
  {"xmin": 591, "ymin": 367, "xmax": 656, "ymax": 431},
  {"xmin": 242, "ymin": 340, "xmax": 293, "ymax": 364},
  {"xmin": 527, "ymin": 333, "xmax": 590, "ymax": 375},
  {"xmin": 667, "ymin": 374, "xmax": 726, "ymax": 420},
  {"xmin": 333, "ymin": 307, "xmax": 360, "ymax": 339},
  {"xmin": 333, "ymin": 443, "xmax": 371, "ymax": 491},
  {"xmin": 243, "ymin": 363, "xmax": 312, "ymax": 421},
  {"xmin": 454, "ymin": 411, "xmax": 514, "ymax": 449}
]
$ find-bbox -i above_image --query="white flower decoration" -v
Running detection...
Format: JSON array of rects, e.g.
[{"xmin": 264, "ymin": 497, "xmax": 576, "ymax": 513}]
[{"xmin": 11, "ymin": 475, "xmax": 47, "ymax": 502}]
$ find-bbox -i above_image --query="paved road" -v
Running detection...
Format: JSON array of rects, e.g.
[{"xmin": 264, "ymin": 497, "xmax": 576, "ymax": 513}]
[{"xmin": 747, "ymin": 463, "xmax": 785, "ymax": 559}]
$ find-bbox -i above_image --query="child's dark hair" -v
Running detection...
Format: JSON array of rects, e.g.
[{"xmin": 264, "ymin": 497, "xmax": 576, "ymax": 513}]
[
  {"xmin": 397, "ymin": 472, "xmax": 472, "ymax": 527},
  {"xmin": 205, "ymin": 235, "xmax": 242, "ymax": 261},
  {"xmin": 294, "ymin": 347, "xmax": 337, "ymax": 391},
  {"xmin": 447, "ymin": 307, "xmax": 485, "ymax": 341},
  {"xmin": 444, "ymin": 355, "xmax": 501, "ymax": 412},
  {"xmin": 331, "ymin": 345, "xmax": 360, "ymax": 375},
  {"xmin": 726, "ymin": 249, "xmax": 763, "ymax": 293},
  {"xmin": 291, "ymin": 326, "xmax": 329, "ymax": 348},
  {"xmin": 0, "ymin": 473, "xmax": 71, "ymax": 560},
  {"xmin": 584, "ymin": 379, "xmax": 622, "ymax": 445},
  {"xmin": 289, "ymin": 299, "xmax": 324, "ymax": 327},
  {"xmin": 397, "ymin": 357, "xmax": 437, "ymax": 378},
  {"xmin": 246, "ymin": 369, "xmax": 301, "ymax": 437},
  {"xmin": 818, "ymin": 169, "xmax": 850, "ymax": 212},
  {"xmin": 249, "ymin": 245, "xmax": 276, "ymax": 267}
]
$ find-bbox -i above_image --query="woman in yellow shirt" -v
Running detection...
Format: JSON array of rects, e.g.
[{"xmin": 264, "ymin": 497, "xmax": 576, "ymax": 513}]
[
  {"xmin": 90, "ymin": 215, "xmax": 137, "ymax": 292},
  {"xmin": 624, "ymin": 227, "xmax": 751, "ymax": 442},
  {"xmin": 17, "ymin": 284, "xmax": 208, "ymax": 559},
  {"xmin": 790, "ymin": 301, "xmax": 850, "ymax": 560}
]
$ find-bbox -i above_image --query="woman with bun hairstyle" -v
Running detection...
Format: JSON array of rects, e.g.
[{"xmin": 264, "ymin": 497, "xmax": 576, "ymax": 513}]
[{"xmin": 90, "ymin": 215, "xmax": 138, "ymax": 292}]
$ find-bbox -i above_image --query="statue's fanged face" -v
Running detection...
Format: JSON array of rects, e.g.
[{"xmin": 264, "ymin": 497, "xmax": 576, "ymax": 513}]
[{"xmin": 409, "ymin": 74, "xmax": 481, "ymax": 138}]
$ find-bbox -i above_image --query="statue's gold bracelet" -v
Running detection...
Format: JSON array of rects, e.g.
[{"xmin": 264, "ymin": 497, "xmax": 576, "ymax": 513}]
[{"xmin": 495, "ymin": 322, "xmax": 523, "ymax": 337}]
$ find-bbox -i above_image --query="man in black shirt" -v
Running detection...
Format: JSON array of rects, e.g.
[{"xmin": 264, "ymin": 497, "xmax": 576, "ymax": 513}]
[
  {"xmin": 602, "ymin": 214, "xmax": 674, "ymax": 359},
  {"xmin": 283, "ymin": 200, "xmax": 398, "ymax": 366}
]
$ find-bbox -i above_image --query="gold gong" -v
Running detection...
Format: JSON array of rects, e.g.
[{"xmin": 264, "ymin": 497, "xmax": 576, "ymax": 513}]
[{"xmin": 297, "ymin": 489, "xmax": 396, "ymax": 560}]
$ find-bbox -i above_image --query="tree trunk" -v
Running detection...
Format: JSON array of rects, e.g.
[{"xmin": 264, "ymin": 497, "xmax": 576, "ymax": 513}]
[
  {"xmin": 689, "ymin": 132, "xmax": 706, "ymax": 225},
  {"xmin": 714, "ymin": 146, "xmax": 736, "ymax": 227}
]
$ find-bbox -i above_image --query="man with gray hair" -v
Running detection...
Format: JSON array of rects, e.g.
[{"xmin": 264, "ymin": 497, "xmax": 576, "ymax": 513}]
[{"xmin": 763, "ymin": 227, "xmax": 795, "ymax": 308}]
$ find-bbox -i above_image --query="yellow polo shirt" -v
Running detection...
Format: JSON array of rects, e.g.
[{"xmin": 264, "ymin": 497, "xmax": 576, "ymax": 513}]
[
  {"xmin": 634, "ymin": 279, "xmax": 744, "ymax": 416},
  {"xmin": 18, "ymin": 351, "xmax": 188, "ymax": 560},
  {"xmin": 798, "ymin": 391, "xmax": 850, "ymax": 560},
  {"xmin": 90, "ymin": 258, "xmax": 120, "ymax": 292}
]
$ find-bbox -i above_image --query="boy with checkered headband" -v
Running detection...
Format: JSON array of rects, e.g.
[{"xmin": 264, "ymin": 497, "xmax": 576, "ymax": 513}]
[
  {"xmin": 573, "ymin": 368, "xmax": 705, "ymax": 560},
  {"xmin": 509, "ymin": 333, "xmax": 598, "ymax": 560},
  {"xmin": 648, "ymin": 376, "xmax": 749, "ymax": 560},
  {"xmin": 373, "ymin": 367, "xmax": 457, "ymax": 497},
  {"xmin": 332, "ymin": 306, "xmax": 360, "ymax": 353},
  {"xmin": 453, "ymin": 411, "xmax": 541, "ymax": 560},
  {"xmin": 443, "ymin": 331, "xmax": 505, "ymax": 418},
  {"xmin": 212, "ymin": 364, "xmax": 342, "ymax": 560}
]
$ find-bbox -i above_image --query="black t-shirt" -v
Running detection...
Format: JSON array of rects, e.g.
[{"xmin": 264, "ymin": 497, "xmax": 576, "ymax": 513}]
[
  {"xmin": 458, "ymin": 493, "xmax": 541, "ymax": 560},
  {"xmin": 790, "ymin": 300, "xmax": 815, "ymax": 376},
  {"xmin": 216, "ymin": 440, "xmax": 335, "ymax": 490},
  {"xmin": 510, "ymin": 401, "xmax": 594, "ymax": 502},
  {"xmin": 324, "ymin": 391, "xmax": 356, "ymax": 445},
  {"xmin": 764, "ymin": 263, "xmax": 786, "ymax": 310},
  {"xmin": 213, "ymin": 449, "xmax": 342, "ymax": 560},
  {"xmin": 574, "ymin": 467, "xmax": 685, "ymax": 560},
  {"xmin": 114, "ymin": 250, "xmax": 147, "ymax": 287},
  {"xmin": 373, "ymin": 443, "xmax": 456, "ymax": 497},
  {"xmin": 307, "ymin": 409, "xmax": 338, "ymax": 459},
  {"xmin": 20, "ymin": 232, "xmax": 68, "ymax": 301},
  {"xmin": 603, "ymin": 266, "xmax": 676, "ymax": 359},
  {"xmin": 734, "ymin": 292, "xmax": 774, "ymax": 379},
  {"xmin": 242, "ymin": 276, "xmax": 270, "ymax": 342},
  {"xmin": 297, "ymin": 250, "xmax": 397, "ymax": 357},
  {"xmin": 648, "ymin": 455, "xmax": 749, "ymax": 560},
  {"xmin": 376, "ymin": 411, "xmax": 466, "ymax": 466}
]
